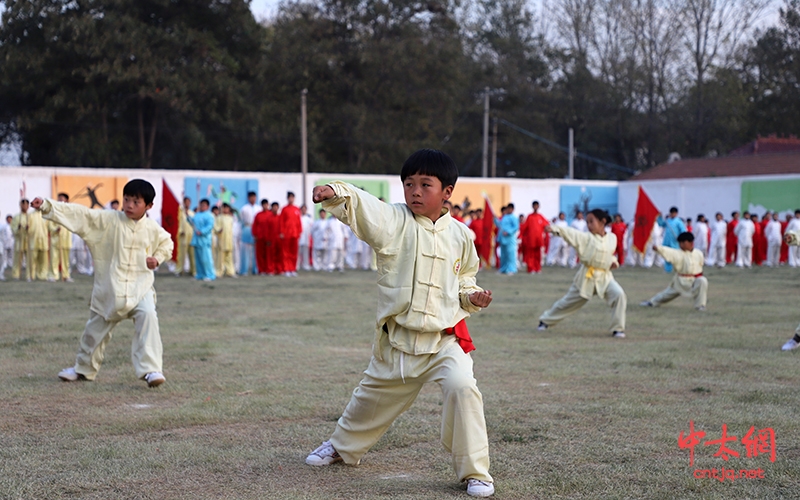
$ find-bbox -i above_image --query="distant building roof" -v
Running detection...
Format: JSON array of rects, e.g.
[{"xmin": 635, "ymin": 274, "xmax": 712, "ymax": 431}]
[
  {"xmin": 633, "ymin": 136, "xmax": 800, "ymax": 180},
  {"xmin": 728, "ymin": 134, "xmax": 800, "ymax": 156}
]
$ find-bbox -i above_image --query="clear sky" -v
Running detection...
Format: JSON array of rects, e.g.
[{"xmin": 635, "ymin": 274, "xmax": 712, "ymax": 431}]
[{"xmin": 249, "ymin": 0, "xmax": 282, "ymax": 21}]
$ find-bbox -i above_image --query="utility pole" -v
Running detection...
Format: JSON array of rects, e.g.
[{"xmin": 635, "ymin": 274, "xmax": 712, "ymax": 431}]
[
  {"xmin": 301, "ymin": 89, "xmax": 308, "ymax": 207},
  {"xmin": 568, "ymin": 127, "xmax": 574, "ymax": 180},
  {"xmin": 482, "ymin": 87, "xmax": 489, "ymax": 178},
  {"xmin": 491, "ymin": 117, "xmax": 498, "ymax": 177}
]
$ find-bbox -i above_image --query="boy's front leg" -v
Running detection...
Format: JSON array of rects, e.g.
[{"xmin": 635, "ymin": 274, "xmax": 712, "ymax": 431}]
[{"xmin": 329, "ymin": 363, "xmax": 422, "ymax": 464}]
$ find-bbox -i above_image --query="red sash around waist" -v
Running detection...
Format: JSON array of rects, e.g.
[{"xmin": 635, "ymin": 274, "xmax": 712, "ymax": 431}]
[
  {"xmin": 679, "ymin": 273, "xmax": 703, "ymax": 278},
  {"xmin": 444, "ymin": 319, "xmax": 475, "ymax": 354}
]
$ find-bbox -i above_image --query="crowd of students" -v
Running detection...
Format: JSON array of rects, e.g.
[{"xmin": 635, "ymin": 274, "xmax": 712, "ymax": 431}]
[
  {"xmin": 0, "ymin": 190, "xmax": 378, "ymax": 282},
  {"xmin": 451, "ymin": 202, "xmax": 800, "ymax": 274}
]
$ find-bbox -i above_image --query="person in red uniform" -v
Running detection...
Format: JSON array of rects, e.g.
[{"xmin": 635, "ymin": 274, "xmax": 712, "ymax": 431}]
[
  {"xmin": 781, "ymin": 213, "xmax": 791, "ymax": 264},
  {"xmin": 610, "ymin": 214, "xmax": 627, "ymax": 266},
  {"xmin": 760, "ymin": 212, "xmax": 770, "ymax": 264},
  {"xmin": 266, "ymin": 202, "xmax": 282, "ymax": 275},
  {"xmin": 751, "ymin": 214, "xmax": 763, "ymax": 265},
  {"xmin": 469, "ymin": 208, "xmax": 484, "ymax": 266},
  {"xmin": 252, "ymin": 199, "xmax": 271, "ymax": 274},
  {"xmin": 521, "ymin": 201, "xmax": 549, "ymax": 274},
  {"xmin": 726, "ymin": 211, "xmax": 739, "ymax": 264},
  {"xmin": 279, "ymin": 192, "xmax": 302, "ymax": 276}
]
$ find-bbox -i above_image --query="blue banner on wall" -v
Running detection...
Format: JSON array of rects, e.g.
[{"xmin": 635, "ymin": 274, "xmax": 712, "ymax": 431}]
[
  {"xmin": 560, "ymin": 185, "xmax": 619, "ymax": 222},
  {"xmin": 183, "ymin": 177, "xmax": 259, "ymax": 212}
]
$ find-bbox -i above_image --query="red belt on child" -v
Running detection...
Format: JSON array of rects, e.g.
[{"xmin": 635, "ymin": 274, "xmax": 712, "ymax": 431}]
[
  {"xmin": 444, "ymin": 319, "xmax": 475, "ymax": 354},
  {"xmin": 679, "ymin": 273, "xmax": 703, "ymax": 278}
]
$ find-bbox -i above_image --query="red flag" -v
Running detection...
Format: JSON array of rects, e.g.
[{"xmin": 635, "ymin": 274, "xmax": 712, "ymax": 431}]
[
  {"xmin": 632, "ymin": 186, "xmax": 660, "ymax": 253},
  {"xmin": 480, "ymin": 195, "xmax": 496, "ymax": 266},
  {"xmin": 161, "ymin": 179, "xmax": 180, "ymax": 262}
]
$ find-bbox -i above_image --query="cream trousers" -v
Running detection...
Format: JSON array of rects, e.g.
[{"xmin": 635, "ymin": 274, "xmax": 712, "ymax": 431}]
[
  {"xmin": 329, "ymin": 335, "xmax": 492, "ymax": 483},
  {"xmin": 73, "ymin": 289, "xmax": 162, "ymax": 380},
  {"xmin": 650, "ymin": 277, "xmax": 708, "ymax": 308},
  {"xmin": 539, "ymin": 280, "xmax": 627, "ymax": 332}
]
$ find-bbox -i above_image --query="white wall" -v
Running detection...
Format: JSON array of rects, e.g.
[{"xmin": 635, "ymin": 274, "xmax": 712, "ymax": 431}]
[
  {"xmin": 0, "ymin": 167, "xmax": 614, "ymax": 222},
  {"xmin": 618, "ymin": 173, "xmax": 800, "ymax": 222}
]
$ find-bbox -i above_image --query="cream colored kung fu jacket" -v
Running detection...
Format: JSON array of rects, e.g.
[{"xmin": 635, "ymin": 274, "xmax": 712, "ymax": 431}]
[
  {"xmin": 39, "ymin": 199, "xmax": 173, "ymax": 321},
  {"xmin": 321, "ymin": 181, "xmax": 483, "ymax": 360},
  {"xmin": 655, "ymin": 245, "xmax": 705, "ymax": 293},
  {"xmin": 549, "ymin": 225, "xmax": 619, "ymax": 300}
]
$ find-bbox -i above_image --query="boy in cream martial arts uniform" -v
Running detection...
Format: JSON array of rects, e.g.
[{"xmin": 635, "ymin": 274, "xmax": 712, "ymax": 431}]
[
  {"xmin": 538, "ymin": 209, "xmax": 627, "ymax": 338},
  {"xmin": 781, "ymin": 227, "xmax": 800, "ymax": 350},
  {"xmin": 175, "ymin": 197, "xmax": 196, "ymax": 276},
  {"xmin": 214, "ymin": 203, "xmax": 237, "ymax": 278},
  {"xmin": 48, "ymin": 192, "xmax": 73, "ymax": 282},
  {"xmin": 11, "ymin": 199, "xmax": 30, "ymax": 280},
  {"xmin": 31, "ymin": 179, "xmax": 173, "ymax": 387},
  {"xmin": 27, "ymin": 204, "xmax": 50, "ymax": 281},
  {"xmin": 640, "ymin": 232, "xmax": 708, "ymax": 311},
  {"xmin": 305, "ymin": 149, "xmax": 496, "ymax": 498}
]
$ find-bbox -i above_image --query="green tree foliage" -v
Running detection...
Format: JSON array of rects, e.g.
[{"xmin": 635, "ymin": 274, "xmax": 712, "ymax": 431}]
[
  {"xmin": 0, "ymin": 0, "xmax": 263, "ymax": 169},
  {"xmin": 0, "ymin": 0, "xmax": 795, "ymax": 176}
]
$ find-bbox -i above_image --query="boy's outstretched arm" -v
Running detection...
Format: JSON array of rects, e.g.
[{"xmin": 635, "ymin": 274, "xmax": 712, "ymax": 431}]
[{"xmin": 312, "ymin": 185, "xmax": 335, "ymax": 204}]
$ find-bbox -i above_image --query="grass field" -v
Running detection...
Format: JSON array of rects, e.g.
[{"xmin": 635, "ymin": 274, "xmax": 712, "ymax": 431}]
[{"xmin": 1, "ymin": 265, "xmax": 799, "ymax": 499}]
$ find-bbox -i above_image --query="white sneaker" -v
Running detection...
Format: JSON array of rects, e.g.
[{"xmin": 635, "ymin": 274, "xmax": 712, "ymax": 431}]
[
  {"xmin": 58, "ymin": 367, "xmax": 83, "ymax": 381},
  {"xmin": 305, "ymin": 441, "xmax": 343, "ymax": 466},
  {"xmin": 145, "ymin": 372, "xmax": 166, "ymax": 387},
  {"xmin": 467, "ymin": 478, "xmax": 494, "ymax": 497},
  {"xmin": 612, "ymin": 331, "xmax": 626, "ymax": 339},
  {"xmin": 537, "ymin": 321, "xmax": 548, "ymax": 331},
  {"xmin": 781, "ymin": 339, "xmax": 799, "ymax": 351}
]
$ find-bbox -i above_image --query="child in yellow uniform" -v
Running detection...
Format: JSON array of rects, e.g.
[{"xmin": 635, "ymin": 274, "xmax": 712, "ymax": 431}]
[
  {"xmin": 11, "ymin": 199, "xmax": 30, "ymax": 280},
  {"xmin": 538, "ymin": 209, "xmax": 627, "ymax": 338},
  {"xmin": 31, "ymin": 179, "xmax": 174, "ymax": 387},
  {"xmin": 27, "ymin": 206, "xmax": 50, "ymax": 281},
  {"xmin": 640, "ymin": 232, "xmax": 707, "ymax": 311},
  {"xmin": 214, "ymin": 203, "xmax": 236, "ymax": 278},
  {"xmin": 48, "ymin": 192, "xmax": 74, "ymax": 282},
  {"xmin": 305, "ymin": 149, "xmax": 496, "ymax": 498},
  {"xmin": 175, "ymin": 196, "xmax": 196, "ymax": 276},
  {"xmin": 781, "ymin": 229, "xmax": 800, "ymax": 351}
]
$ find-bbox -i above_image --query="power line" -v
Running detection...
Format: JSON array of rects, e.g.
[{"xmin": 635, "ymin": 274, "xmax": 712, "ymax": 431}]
[{"xmin": 497, "ymin": 119, "xmax": 636, "ymax": 175}]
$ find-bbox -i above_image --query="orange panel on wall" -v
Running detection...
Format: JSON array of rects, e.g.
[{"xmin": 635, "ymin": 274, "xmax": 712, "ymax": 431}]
[
  {"xmin": 51, "ymin": 175, "xmax": 127, "ymax": 209},
  {"xmin": 450, "ymin": 182, "xmax": 510, "ymax": 217}
]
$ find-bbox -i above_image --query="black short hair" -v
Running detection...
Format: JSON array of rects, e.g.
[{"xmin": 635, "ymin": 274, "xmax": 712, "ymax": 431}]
[
  {"xmin": 20, "ymin": 198, "xmax": 29, "ymax": 204},
  {"xmin": 669, "ymin": 206, "xmax": 679, "ymax": 214},
  {"xmin": 732, "ymin": 211, "xmax": 738, "ymax": 217},
  {"xmin": 287, "ymin": 191, "xmax": 295, "ymax": 198},
  {"xmin": 58, "ymin": 192, "xmax": 70, "ymax": 201},
  {"xmin": 260, "ymin": 199, "xmax": 269, "ymax": 205},
  {"xmin": 271, "ymin": 202, "xmax": 279, "ymax": 208},
  {"xmin": 248, "ymin": 191, "xmax": 257, "ymax": 197},
  {"xmin": 200, "ymin": 199, "xmax": 210, "ymax": 206},
  {"xmin": 532, "ymin": 201, "xmax": 539, "ymax": 206},
  {"xmin": 400, "ymin": 149, "xmax": 458, "ymax": 188},
  {"xmin": 123, "ymin": 179, "xmax": 155, "ymax": 205},
  {"xmin": 588, "ymin": 208, "xmax": 611, "ymax": 225},
  {"xmin": 507, "ymin": 203, "xmax": 514, "ymax": 210},
  {"xmin": 795, "ymin": 209, "xmax": 800, "ymax": 215},
  {"xmin": 222, "ymin": 203, "xmax": 231, "ymax": 209},
  {"xmin": 677, "ymin": 232, "xmax": 694, "ymax": 243}
]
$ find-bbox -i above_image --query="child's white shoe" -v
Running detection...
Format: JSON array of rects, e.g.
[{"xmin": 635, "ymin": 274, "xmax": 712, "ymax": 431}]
[
  {"xmin": 467, "ymin": 478, "xmax": 494, "ymax": 497},
  {"xmin": 58, "ymin": 367, "xmax": 79, "ymax": 381},
  {"xmin": 781, "ymin": 339, "xmax": 799, "ymax": 351},
  {"xmin": 145, "ymin": 372, "xmax": 166, "ymax": 387},
  {"xmin": 305, "ymin": 441, "xmax": 343, "ymax": 466}
]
